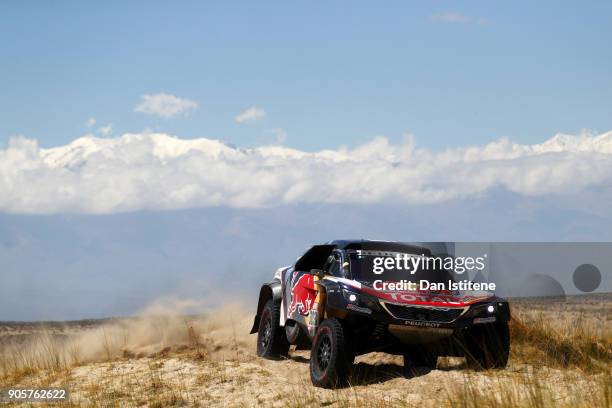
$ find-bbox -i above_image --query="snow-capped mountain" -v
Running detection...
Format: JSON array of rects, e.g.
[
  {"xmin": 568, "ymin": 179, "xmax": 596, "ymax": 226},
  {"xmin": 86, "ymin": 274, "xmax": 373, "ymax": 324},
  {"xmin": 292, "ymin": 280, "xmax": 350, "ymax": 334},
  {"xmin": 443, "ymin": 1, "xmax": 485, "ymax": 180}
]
[{"xmin": 0, "ymin": 131, "xmax": 611, "ymax": 214}]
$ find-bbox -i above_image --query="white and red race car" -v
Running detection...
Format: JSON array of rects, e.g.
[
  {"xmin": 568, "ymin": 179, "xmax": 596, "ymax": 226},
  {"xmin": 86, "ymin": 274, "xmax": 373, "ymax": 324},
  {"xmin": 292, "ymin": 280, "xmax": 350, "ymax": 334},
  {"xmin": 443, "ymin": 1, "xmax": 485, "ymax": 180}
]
[{"xmin": 251, "ymin": 240, "xmax": 511, "ymax": 388}]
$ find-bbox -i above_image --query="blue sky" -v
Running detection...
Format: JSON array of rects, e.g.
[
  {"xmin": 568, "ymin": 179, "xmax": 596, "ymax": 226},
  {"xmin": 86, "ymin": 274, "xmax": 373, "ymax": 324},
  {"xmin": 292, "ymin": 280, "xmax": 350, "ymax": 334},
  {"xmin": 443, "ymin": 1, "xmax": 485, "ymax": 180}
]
[{"xmin": 1, "ymin": 1, "xmax": 611, "ymax": 151}]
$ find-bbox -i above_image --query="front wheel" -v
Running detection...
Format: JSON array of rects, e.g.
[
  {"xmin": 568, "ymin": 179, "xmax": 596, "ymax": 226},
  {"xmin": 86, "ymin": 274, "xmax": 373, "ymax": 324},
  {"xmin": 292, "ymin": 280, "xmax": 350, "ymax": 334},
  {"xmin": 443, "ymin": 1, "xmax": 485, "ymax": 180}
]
[
  {"xmin": 309, "ymin": 318, "xmax": 353, "ymax": 388},
  {"xmin": 256, "ymin": 299, "xmax": 289, "ymax": 358}
]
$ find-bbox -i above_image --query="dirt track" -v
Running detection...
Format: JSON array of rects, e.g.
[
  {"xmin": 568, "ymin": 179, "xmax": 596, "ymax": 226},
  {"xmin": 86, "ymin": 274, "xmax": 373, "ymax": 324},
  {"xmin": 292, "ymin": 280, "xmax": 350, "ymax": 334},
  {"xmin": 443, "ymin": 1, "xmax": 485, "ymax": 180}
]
[{"xmin": 1, "ymin": 296, "xmax": 610, "ymax": 407}]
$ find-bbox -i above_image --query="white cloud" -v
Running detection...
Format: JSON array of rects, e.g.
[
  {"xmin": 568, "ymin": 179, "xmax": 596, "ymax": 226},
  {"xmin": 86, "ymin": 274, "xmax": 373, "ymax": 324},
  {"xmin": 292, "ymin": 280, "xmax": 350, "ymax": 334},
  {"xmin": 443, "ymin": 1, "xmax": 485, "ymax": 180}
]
[
  {"xmin": 85, "ymin": 117, "xmax": 96, "ymax": 128},
  {"xmin": 235, "ymin": 106, "xmax": 265, "ymax": 124},
  {"xmin": 1, "ymin": 131, "xmax": 612, "ymax": 214},
  {"xmin": 429, "ymin": 12, "xmax": 488, "ymax": 25},
  {"xmin": 134, "ymin": 93, "xmax": 198, "ymax": 118},
  {"xmin": 98, "ymin": 123, "xmax": 113, "ymax": 136}
]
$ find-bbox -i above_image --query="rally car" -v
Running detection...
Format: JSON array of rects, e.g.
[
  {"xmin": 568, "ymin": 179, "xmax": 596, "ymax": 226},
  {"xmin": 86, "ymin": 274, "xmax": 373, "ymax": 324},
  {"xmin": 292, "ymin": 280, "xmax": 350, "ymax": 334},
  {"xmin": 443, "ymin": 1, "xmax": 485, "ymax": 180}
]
[{"xmin": 250, "ymin": 240, "xmax": 511, "ymax": 388}]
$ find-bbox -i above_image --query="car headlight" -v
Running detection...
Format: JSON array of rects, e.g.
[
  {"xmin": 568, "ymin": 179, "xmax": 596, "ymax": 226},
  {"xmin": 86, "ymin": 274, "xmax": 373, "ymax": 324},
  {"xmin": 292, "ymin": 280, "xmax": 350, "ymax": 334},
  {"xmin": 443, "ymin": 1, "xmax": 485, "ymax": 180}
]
[
  {"xmin": 342, "ymin": 288, "xmax": 359, "ymax": 303},
  {"xmin": 467, "ymin": 302, "xmax": 497, "ymax": 317}
]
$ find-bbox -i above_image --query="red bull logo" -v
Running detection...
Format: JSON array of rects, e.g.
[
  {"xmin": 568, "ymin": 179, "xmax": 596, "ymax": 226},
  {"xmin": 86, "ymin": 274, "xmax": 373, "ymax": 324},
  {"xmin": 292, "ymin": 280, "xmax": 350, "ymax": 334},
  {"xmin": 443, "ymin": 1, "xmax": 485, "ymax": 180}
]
[{"xmin": 288, "ymin": 272, "xmax": 316, "ymax": 317}]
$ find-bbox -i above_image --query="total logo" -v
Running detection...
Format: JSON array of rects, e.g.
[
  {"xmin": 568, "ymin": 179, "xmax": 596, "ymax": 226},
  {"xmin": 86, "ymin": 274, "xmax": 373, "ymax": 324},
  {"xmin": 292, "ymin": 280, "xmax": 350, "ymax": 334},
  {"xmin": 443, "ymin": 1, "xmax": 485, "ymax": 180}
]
[{"xmin": 386, "ymin": 292, "xmax": 468, "ymax": 305}]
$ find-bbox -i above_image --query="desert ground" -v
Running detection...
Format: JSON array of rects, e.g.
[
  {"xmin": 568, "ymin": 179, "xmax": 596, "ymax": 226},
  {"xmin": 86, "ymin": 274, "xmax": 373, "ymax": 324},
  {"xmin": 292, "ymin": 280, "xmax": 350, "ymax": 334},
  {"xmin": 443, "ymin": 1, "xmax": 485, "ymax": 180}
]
[{"xmin": 0, "ymin": 294, "xmax": 610, "ymax": 407}]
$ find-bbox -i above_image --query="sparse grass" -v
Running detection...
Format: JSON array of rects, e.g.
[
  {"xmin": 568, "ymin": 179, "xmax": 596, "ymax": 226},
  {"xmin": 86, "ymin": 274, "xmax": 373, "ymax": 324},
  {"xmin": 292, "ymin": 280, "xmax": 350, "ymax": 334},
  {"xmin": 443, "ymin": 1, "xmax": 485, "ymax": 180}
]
[
  {"xmin": 0, "ymin": 334, "xmax": 72, "ymax": 386},
  {"xmin": 194, "ymin": 370, "xmax": 216, "ymax": 386},
  {"xmin": 282, "ymin": 383, "xmax": 416, "ymax": 408},
  {"xmin": 445, "ymin": 370, "xmax": 611, "ymax": 408},
  {"xmin": 148, "ymin": 392, "xmax": 187, "ymax": 408},
  {"xmin": 82, "ymin": 380, "xmax": 103, "ymax": 397},
  {"xmin": 184, "ymin": 319, "xmax": 207, "ymax": 360},
  {"xmin": 0, "ymin": 365, "xmax": 39, "ymax": 385},
  {"xmin": 509, "ymin": 307, "xmax": 611, "ymax": 371}
]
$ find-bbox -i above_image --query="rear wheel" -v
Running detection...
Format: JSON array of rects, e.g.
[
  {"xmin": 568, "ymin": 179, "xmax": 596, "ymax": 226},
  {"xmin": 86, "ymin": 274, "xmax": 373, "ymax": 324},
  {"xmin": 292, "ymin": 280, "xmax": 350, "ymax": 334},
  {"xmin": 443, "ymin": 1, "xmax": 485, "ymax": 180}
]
[
  {"xmin": 256, "ymin": 299, "xmax": 289, "ymax": 358},
  {"xmin": 464, "ymin": 321, "xmax": 510, "ymax": 369},
  {"xmin": 309, "ymin": 318, "xmax": 353, "ymax": 388}
]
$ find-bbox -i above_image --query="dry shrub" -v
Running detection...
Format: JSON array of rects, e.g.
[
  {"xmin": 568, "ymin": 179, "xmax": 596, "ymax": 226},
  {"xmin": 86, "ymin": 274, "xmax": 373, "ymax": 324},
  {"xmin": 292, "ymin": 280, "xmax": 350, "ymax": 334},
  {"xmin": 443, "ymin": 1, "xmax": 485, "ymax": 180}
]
[{"xmin": 509, "ymin": 309, "xmax": 611, "ymax": 371}]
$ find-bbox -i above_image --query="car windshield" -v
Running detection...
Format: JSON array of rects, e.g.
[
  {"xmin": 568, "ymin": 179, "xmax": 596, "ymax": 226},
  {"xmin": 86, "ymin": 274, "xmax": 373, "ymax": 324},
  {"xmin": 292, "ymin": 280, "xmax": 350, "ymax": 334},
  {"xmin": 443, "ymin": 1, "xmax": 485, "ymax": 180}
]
[{"xmin": 348, "ymin": 251, "xmax": 455, "ymax": 285}]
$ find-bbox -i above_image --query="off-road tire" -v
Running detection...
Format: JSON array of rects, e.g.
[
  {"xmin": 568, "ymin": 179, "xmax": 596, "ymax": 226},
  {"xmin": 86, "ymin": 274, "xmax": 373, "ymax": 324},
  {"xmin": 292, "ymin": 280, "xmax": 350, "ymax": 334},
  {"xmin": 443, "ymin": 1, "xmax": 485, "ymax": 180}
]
[
  {"xmin": 309, "ymin": 318, "xmax": 353, "ymax": 388},
  {"xmin": 256, "ymin": 299, "xmax": 290, "ymax": 358},
  {"xmin": 464, "ymin": 321, "xmax": 510, "ymax": 369}
]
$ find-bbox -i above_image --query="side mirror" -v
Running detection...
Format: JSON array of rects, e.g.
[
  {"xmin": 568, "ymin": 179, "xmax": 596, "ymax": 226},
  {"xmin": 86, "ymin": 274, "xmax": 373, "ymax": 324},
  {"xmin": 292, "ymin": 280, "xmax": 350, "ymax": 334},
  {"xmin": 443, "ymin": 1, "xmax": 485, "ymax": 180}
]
[{"xmin": 310, "ymin": 269, "xmax": 324, "ymax": 277}]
